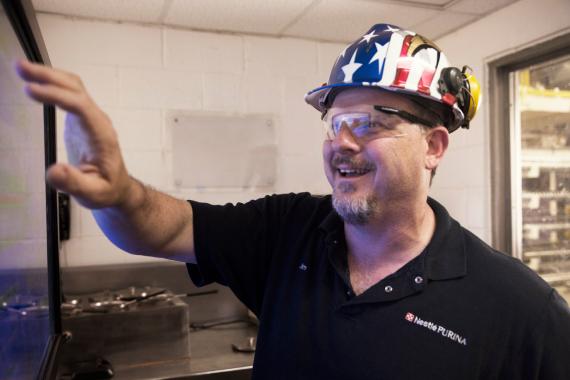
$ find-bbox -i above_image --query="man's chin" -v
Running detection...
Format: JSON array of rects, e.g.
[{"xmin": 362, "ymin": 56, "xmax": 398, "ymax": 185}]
[{"xmin": 331, "ymin": 193, "xmax": 377, "ymax": 225}]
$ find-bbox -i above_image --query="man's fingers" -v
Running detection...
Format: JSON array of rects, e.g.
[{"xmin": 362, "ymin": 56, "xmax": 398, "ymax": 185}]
[
  {"xmin": 25, "ymin": 82, "xmax": 88, "ymax": 115},
  {"xmin": 21, "ymin": 63, "xmax": 107, "ymax": 131},
  {"xmin": 15, "ymin": 59, "xmax": 83, "ymax": 92}
]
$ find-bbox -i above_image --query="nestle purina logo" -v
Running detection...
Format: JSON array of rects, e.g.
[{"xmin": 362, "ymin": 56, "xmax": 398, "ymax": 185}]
[{"xmin": 404, "ymin": 312, "xmax": 467, "ymax": 346}]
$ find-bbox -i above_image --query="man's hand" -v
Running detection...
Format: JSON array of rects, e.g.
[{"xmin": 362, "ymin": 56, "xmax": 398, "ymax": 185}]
[
  {"xmin": 15, "ymin": 59, "xmax": 133, "ymax": 209},
  {"xmin": 16, "ymin": 60, "xmax": 196, "ymax": 262}
]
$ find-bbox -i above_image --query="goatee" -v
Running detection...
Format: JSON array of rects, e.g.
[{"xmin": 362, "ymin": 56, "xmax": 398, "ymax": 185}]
[{"xmin": 332, "ymin": 185, "xmax": 378, "ymax": 225}]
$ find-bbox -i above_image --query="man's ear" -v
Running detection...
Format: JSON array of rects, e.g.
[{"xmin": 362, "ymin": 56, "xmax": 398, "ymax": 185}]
[{"xmin": 425, "ymin": 126, "xmax": 449, "ymax": 170}]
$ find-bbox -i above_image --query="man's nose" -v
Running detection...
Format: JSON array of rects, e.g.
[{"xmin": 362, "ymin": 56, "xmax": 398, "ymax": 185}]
[{"xmin": 330, "ymin": 125, "xmax": 361, "ymax": 152}]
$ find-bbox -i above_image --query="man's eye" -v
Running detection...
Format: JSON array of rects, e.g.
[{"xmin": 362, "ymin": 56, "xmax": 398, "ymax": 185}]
[
  {"xmin": 352, "ymin": 121, "xmax": 369, "ymax": 129},
  {"xmin": 371, "ymin": 120, "xmax": 398, "ymax": 130}
]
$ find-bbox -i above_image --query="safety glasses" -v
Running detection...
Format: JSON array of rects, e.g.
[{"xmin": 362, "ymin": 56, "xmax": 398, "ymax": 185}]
[{"xmin": 322, "ymin": 105, "xmax": 437, "ymax": 141}]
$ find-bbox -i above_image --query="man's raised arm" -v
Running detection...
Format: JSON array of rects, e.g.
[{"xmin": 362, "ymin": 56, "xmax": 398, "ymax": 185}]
[{"xmin": 16, "ymin": 60, "xmax": 196, "ymax": 263}]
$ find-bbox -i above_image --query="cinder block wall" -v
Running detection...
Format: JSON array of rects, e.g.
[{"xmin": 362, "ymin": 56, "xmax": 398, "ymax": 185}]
[
  {"xmin": 37, "ymin": 14, "xmax": 344, "ymax": 266},
  {"xmin": 36, "ymin": 9, "xmax": 537, "ymax": 266}
]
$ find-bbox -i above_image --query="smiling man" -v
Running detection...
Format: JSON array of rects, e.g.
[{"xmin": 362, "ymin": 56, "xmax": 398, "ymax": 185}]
[
  {"xmin": 17, "ymin": 23, "xmax": 570, "ymax": 379},
  {"xmin": 319, "ymin": 87, "xmax": 446, "ymax": 295}
]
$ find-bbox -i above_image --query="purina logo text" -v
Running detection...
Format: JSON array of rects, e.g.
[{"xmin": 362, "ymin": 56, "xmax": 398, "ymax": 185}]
[{"xmin": 405, "ymin": 312, "xmax": 467, "ymax": 346}]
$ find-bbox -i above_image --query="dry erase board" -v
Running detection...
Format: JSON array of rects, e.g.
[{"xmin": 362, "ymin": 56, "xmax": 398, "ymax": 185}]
[{"xmin": 169, "ymin": 112, "xmax": 276, "ymax": 189}]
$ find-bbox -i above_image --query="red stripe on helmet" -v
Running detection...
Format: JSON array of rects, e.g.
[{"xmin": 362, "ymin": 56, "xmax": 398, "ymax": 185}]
[
  {"xmin": 392, "ymin": 35, "xmax": 413, "ymax": 88},
  {"xmin": 417, "ymin": 69, "xmax": 435, "ymax": 95}
]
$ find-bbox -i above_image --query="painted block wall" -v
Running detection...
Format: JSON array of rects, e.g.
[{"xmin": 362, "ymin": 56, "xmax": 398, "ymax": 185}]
[
  {"xmin": 36, "ymin": 14, "xmax": 344, "ymax": 266},
  {"xmin": 34, "ymin": 0, "xmax": 569, "ymax": 266}
]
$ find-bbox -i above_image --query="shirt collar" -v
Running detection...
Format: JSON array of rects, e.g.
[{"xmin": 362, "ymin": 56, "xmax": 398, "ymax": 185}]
[
  {"xmin": 424, "ymin": 197, "xmax": 466, "ymax": 280},
  {"xmin": 318, "ymin": 196, "xmax": 467, "ymax": 281}
]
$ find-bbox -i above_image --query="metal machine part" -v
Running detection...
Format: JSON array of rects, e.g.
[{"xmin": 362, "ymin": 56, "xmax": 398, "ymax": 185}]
[{"xmin": 58, "ymin": 286, "xmax": 192, "ymax": 377}]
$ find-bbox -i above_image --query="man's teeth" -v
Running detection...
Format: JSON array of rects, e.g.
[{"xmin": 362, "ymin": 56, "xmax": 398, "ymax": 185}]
[{"xmin": 338, "ymin": 168, "xmax": 369, "ymax": 177}]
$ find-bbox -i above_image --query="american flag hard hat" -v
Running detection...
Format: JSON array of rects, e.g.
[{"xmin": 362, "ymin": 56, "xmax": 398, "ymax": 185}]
[{"xmin": 305, "ymin": 23, "xmax": 470, "ymax": 132}]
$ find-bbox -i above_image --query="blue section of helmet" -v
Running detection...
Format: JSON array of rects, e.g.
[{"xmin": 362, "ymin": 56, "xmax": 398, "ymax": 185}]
[{"xmin": 328, "ymin": 23, "xmax": 400, "ymax": 86}]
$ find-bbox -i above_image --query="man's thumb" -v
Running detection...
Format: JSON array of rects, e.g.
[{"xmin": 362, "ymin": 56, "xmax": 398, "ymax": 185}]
[{"xmin": 46, "ymin": 163, "xmax": 86, "ymax": 196}]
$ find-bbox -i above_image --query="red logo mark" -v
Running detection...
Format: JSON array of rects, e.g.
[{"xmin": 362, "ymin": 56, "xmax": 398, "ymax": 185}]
[{"xmin": 405, "ymin": 312, "xmax": 415, "ymax": 322}]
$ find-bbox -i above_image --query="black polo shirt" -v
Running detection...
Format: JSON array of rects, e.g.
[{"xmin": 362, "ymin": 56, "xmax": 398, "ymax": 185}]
[{"xmin": 187, "ymin": 193, "xmax": 570, "ymax": 379}]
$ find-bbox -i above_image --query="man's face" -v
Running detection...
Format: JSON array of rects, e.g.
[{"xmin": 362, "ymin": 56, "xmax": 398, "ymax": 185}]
[{"xmin": 322, "ymin": 88, "xmax": 433, "ymax": 224}]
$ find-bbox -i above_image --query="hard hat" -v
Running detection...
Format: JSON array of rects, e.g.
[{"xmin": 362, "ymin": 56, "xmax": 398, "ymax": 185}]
[{"xmin": 305, "ymin": 23, "xmax": 480, "ymax": 132}]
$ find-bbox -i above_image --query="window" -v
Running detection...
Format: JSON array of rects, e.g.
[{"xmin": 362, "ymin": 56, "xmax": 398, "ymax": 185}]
[
  {"xmin": 490, "ymin": 33, "xmax": 570, "ymax": 303},
  {"xmin": 512, "ymin": 55, "xmax": 570, "ymax": 300}
]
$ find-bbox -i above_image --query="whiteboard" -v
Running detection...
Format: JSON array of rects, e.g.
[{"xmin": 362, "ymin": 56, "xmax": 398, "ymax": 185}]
[{"xmin": 169, "ymin": 112, "xmax": 276, "ymax": 189}]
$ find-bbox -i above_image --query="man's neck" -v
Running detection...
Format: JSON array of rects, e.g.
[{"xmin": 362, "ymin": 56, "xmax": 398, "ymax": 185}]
[{"xmin": 344, "ymin": 196, "xmax": 436, "ymax": 295}]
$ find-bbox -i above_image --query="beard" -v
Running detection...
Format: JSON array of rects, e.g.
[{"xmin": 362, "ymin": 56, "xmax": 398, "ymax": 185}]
[{"xmin": 332, "ymin": 182, "xmax": 379, "ymax": 225}]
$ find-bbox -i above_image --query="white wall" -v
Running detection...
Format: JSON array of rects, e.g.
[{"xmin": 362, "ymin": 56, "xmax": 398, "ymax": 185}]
[
  {"xmin": 37, "ymin": 14, "xmax": 343, "ymax": 266},
  {"xmin": 430, "ymin": 0, "xmax": 570, "ymax": 246},
  {"xmin": 37, "ymin": 0, "xmax": 570, "ymax": 266}
]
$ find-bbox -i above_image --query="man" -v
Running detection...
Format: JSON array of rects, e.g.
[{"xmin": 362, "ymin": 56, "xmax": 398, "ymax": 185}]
[{"xmin": 18, "ymin": 23, "xmax": 570, "ymax": 379}]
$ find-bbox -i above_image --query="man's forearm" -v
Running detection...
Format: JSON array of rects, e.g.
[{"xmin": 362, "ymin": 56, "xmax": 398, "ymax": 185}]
[{"xmin": 92, "ymin": 177, "xmax": 196, "ymax": 263}]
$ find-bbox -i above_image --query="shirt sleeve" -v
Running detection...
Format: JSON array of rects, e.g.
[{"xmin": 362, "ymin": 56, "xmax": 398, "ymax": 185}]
[
  {"xmin": 186, "ymin": 193, "xmax": 317, "ymax": 315},
  {"xmin": 515, "ymin": 288, "xmax": 570, "ymax": 379},
  {"xmin": 532, "ymin": 289, "xmax": 570, "ymax": 379}
]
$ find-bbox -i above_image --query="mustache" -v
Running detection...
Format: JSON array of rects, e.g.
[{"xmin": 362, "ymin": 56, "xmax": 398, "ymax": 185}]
[{"xmin": 331, "ymin": 155, "xmax": 374, "ymax": 170}]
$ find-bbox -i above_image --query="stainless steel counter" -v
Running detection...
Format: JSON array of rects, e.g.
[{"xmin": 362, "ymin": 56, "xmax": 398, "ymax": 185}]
[
  {"xmin": 112, "ymin": 324, "xmax": 257, "ymax": 379},
  {"xmin": 56, "ymin": 263, "xmax": 256, "ymax": 380}
]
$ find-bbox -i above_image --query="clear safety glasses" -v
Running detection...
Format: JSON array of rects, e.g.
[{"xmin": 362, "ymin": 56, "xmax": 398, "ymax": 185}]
[{"xmin": 322, "ymin": 105, "xmax": 437, "ymax": 141}]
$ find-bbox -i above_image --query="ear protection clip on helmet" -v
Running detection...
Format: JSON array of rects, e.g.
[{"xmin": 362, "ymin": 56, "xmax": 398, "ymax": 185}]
[{"xmin": 437, "ymin": 65, "xmax": 481, "ymax": 129}]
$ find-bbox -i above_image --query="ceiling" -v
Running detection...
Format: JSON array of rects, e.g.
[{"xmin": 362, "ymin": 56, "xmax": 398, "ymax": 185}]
[{"xmin": 32, "ymin": 0, "xmax": 520, "ymax": 43}]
